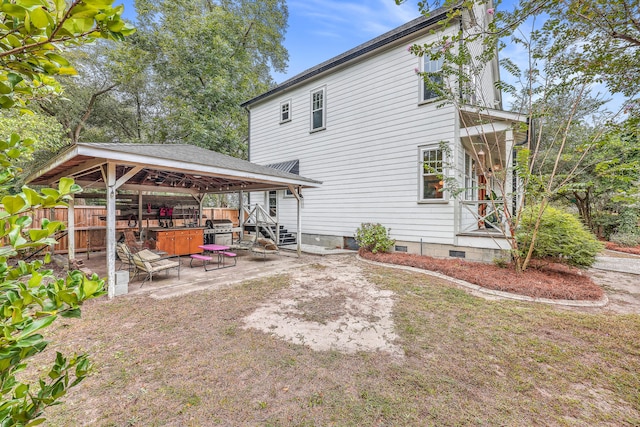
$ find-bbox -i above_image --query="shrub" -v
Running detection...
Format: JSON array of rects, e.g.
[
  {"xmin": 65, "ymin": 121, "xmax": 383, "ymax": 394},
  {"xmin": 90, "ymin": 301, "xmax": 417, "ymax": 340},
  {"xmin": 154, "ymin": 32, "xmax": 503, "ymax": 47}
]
[
  {"xmin": 354, "ymin": 223, "xmax": 395, "ymax": 254},
  {"xmin": 617, "ymin": 208, "xmax": 640, "ymax": 235},
  {"xmin": 610, "ymin": 232, "xmax": 640, "ymax": 247},
  {"xmin": 517, "ymin": 205, "xmax": 604, "ymax": 268}
]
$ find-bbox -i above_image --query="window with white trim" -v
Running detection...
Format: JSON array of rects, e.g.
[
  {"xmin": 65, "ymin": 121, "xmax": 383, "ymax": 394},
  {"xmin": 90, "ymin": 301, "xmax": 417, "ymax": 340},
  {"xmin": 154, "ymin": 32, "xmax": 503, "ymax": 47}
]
[
  {"xmin": 268, "ymin": 190, "xmax": 277, "ymax": 217},
  {"xmin": 422, "ymin": 55, "xmax": 444, "ymax": 101},
  {"xmin": 280, "ymin": 100, "xmax": 291, "ymax": 123},
  {"xmin": 310, "ymin": 87, "xmax": 326, "ymax": 131},
  {"xmin": 464, "ymin": 152, "xmax": 477, "ymax": 200},
  {"xmin": 420, "ymin": 146, "xmax": 445, "ymax": 200}
]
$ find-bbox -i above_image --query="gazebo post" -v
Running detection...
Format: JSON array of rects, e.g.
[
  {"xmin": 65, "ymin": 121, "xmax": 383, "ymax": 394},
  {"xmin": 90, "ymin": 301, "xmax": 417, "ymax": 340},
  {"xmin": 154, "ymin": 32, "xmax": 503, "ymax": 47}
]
[
  {"xmin": 288, "ymin": 185, "xmax": 302, "ymax": 258},
  {"xmin": 106, "ymin": 162, "xmax": 117, "ymax": 299},
  {"xmin": 67, "ymin": 196, "xmax": 75, "ymax": 262},
  {"xmin": 238, "ymin": 191, "xmax": 244, "ymax": 235},
  {"xmin": 138, "ymin": 191, "xmax": 143, "ymax": 236}
]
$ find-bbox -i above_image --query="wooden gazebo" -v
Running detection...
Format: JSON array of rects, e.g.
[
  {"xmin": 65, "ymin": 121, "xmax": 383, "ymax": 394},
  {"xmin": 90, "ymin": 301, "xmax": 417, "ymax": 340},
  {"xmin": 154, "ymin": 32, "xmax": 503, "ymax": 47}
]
[{"xmin": 27, "ymin": 143, "xmax": 322, "ymax": 298}]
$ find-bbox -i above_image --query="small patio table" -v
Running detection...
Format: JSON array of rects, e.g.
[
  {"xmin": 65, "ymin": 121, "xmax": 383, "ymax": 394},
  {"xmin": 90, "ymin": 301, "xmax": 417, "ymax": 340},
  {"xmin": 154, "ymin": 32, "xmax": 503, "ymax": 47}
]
[{"xmin": 192, "ymin": 244, "xmax": 236, "ymax": 270}]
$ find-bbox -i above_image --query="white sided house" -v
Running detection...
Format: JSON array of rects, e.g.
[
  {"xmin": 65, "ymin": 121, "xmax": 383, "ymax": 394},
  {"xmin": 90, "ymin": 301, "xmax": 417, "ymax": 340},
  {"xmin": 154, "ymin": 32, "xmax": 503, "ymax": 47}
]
[{"xmin": 242, "ymin": 3, "xmax": 526, "ymax": 262}]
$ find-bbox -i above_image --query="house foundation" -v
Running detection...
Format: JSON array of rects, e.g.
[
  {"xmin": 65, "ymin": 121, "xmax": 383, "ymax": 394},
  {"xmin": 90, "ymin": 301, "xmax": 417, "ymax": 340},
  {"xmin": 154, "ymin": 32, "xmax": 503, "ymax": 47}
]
[{"xmin": 300, "ymin": 233, "xmax": 509, "ymax": 263}]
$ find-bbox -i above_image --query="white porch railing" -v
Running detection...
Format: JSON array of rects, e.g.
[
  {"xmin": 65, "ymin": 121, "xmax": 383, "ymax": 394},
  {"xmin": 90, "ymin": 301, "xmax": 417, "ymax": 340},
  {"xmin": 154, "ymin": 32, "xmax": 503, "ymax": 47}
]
[{"xmin": 459, "ymin": 200, "xmax": 509, "ymax": 235}]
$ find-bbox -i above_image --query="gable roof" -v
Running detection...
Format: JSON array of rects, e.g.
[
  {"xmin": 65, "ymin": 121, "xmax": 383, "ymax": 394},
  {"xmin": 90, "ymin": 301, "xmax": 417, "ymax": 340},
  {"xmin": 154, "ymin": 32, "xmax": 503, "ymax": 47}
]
[
  {"xmin": 27, "ymin": 143, "xmax": 321, "ymax": 193},
  {"xmin": 241, "ymin": 6, "xmax": 451, "ymax": 108}
]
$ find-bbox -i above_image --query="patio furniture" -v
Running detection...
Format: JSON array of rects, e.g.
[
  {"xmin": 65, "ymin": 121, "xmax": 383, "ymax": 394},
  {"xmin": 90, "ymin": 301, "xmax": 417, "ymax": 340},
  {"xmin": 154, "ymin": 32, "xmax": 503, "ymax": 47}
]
[
  {"xmin": 123, "ymin": 229, "xmax": 147, "ymax": 251},
  {"xmin": 229, "ymin": 237, "xmax": 255, "ymax": 251},
  {"xmin": 116, "ymin": 242, "xmax": 137, "ymax": 272},
  {"xmin": 250, "ymin": 237, "xmax": 279, "ymax": 260},
  {"xmin": 131, "ymin": 251, "xmax": 181, "ymax": 285},
  {"xmin": 194, "ymin": 244, "xmax": 237, "ymax": 270},
  {"xmin": 116, "ymin": 242, "xmax": 164, "ymax": 272}
]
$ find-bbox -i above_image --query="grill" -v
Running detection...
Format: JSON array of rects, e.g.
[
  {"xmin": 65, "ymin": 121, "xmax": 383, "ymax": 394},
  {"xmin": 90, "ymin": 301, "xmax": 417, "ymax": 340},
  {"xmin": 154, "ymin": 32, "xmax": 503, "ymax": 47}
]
[{"xmin": 204, "ymin": 219, "xmax": 240, "ymax": 245}]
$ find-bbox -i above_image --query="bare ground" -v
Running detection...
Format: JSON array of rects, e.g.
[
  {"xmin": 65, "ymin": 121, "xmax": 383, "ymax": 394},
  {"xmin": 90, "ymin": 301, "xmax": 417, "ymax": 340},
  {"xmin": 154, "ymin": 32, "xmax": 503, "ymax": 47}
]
[{"xmin": 32, "ymin": 252, "xmax": 640, "ymax": 425}]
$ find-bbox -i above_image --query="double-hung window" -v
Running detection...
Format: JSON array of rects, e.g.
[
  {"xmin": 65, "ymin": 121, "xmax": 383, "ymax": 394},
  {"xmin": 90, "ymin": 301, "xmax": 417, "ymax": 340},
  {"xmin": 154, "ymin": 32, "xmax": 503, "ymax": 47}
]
[
  {"xmin": 310, "ymin": 87, "xmax": 326, "ymax": 131},
  {"xmin": 420, "ymin": 146, "xmax": 445, "ymax": 201},
  {"xmin": 422, "ymin": 55, "xmax": 444, "ymax": 102},
  {"xmin": 280, "ymin": 99, "xmax": 291, "ymax": 123}
]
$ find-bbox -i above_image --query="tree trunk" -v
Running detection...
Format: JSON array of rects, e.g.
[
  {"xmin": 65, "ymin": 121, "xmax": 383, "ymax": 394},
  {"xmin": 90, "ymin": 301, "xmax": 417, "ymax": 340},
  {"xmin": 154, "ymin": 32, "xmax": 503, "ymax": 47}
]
[{"xmin": 573, "ymin": 190, "xmax": 592, "ymax": 231}]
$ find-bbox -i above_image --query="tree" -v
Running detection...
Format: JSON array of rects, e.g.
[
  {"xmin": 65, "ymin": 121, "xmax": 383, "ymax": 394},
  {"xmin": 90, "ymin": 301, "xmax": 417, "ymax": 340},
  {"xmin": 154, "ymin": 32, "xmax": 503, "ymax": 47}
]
[
  {"xmin": 0, "ymin": 110, "xmax": 68, "ymax": 193},
  {"xmin": 0, "ymin": 1, "xmax": 133, "ymax": 425},
  {"xmin": 36, "ymin": 45, "xmax": 123, "ymax": 144},
  {"xmin": 130, "ymin": 0, "xmax": 289, "ymax": 156},
  {"xmin": 562, "ymin": 114, "xmax": 640, "ymax": 236},
  {"xmin": 399, "ymin": 0, "xmax": 640, "ymax": 98},
  {"xmin": 398, "ymin": 0, "xmax": 632, "ymax": 271}
]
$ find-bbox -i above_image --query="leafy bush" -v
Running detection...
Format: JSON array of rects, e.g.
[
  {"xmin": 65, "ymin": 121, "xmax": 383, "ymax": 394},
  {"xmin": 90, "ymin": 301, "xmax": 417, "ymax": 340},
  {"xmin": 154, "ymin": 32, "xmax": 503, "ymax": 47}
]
[
  {"xmin": 517, "ymin": 205, "xmax": 604, "ymax": 268},
  {"xmin": 617, "ymin": 208, "xmax": 639, "ymax": 235},
  {"xmin": 355, "ymin": 223, "xmax": 395, "ymax": 254},
  {"xmin": 609, "ymin": 232, "xmax": 640, "ymax": 248}
]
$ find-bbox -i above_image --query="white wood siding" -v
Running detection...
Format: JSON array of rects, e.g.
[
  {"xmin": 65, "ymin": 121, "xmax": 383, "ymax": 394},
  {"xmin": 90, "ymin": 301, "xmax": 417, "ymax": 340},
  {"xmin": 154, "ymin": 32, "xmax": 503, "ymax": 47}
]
[{"xmin": 249, "ymin": 29, "xmax": 465, "ymax": 246}]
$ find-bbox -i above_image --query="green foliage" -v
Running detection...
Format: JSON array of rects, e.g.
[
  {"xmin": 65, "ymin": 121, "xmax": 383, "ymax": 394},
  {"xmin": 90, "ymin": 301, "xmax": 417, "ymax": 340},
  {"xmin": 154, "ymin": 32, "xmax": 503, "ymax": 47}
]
[
  {"xmin": 616, "ymin": 208, "xmax": 640, "ymax": 236},
  {"xmin": 517, "ymin": 205, "xmax": 604, "ymax": 268},
  {"xmin": 610, "ymin": 233, "xmax": 640, "ymax": 248},
  {"xmin": 610, "ymin": 209, "xmax": 640, "ymax": 247},
  {"xmin": 0, "ymin": 0, "xmax": 134, "ymax": 110},
  {"xmin": 0, "ymin": 1, "xmax": 132, "ymax": 425},
  {"xmin": 0, "ymin": 137, "xmax": 106, "ymax": 426},
  {"xmin": 399, "ymin": 0, "xmax": 637, "ymax": 271},
  {"xmin": 355, "ymin": 223, "xmax": 395, "ymax": 254}
]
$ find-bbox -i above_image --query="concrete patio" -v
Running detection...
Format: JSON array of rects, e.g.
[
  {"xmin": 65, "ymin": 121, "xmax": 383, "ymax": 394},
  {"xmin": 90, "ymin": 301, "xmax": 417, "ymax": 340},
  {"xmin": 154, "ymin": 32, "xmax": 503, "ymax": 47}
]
[{"xmin": 75, "ymin": 245, "xmax": 355, "ymax": 300}]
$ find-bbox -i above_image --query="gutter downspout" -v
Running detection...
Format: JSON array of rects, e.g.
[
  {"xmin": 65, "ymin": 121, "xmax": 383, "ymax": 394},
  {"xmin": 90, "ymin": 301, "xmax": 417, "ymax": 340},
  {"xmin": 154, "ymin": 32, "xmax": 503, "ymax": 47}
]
[{"xmin": 458, "ymin": 12, "xmax": 464, "ymax": 103}]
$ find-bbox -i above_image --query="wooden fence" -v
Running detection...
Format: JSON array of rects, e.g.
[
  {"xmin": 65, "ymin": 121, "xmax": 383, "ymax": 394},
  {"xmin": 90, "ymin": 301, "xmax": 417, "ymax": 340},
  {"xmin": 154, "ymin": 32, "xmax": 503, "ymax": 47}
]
[{"xmin": 24, "ymin": 206, "xmax": 240, "ymax": 254}]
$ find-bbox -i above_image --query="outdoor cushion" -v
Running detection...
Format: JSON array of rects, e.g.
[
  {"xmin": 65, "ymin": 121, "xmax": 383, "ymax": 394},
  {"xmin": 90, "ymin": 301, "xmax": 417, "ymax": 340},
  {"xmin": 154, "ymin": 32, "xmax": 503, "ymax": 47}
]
[{"xmin": 257, "ymin": 238, "xmax": 278, "ymax": 251}]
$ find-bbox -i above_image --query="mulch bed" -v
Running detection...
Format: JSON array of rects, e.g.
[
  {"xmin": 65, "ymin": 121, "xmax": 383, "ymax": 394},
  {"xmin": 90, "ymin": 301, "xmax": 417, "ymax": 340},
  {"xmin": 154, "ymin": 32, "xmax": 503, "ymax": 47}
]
[
  {"xmin": 605, "ymin": 242, "xmax": 640, "ymax": 255},
  {"xmin": 360, "ymin": 250, "xmax": 604, "ymax": 301}
]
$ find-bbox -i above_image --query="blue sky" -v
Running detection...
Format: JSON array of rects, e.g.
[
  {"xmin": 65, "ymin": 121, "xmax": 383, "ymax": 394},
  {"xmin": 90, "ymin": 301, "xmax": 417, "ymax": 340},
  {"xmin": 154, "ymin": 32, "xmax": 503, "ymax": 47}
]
[{"xmin": 116, "ymin": 0, "xmax": 624, "ymax": 114}]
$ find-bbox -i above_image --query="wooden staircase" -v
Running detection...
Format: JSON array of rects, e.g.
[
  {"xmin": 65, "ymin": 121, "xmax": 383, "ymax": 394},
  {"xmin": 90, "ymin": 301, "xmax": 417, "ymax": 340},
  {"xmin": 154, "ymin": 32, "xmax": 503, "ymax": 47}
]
[{"xmin": 242, "ymin": 204, "xmax": 296, "ymax": 246}]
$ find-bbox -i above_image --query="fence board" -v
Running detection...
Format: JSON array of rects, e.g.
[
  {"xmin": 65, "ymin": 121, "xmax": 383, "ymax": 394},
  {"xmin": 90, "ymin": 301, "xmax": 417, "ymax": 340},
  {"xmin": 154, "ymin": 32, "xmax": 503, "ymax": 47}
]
[{"xmin": 2, "ymin": 205, "xmax": 240, "ymax": 254}]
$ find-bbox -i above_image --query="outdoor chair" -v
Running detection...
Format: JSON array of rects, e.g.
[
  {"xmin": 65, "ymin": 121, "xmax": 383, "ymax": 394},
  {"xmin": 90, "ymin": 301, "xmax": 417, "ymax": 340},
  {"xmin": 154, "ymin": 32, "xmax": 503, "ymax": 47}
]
[
  {"xmin": 116, "ymin": 242, "xmax": 138, "ymax": 272},
  {"xmin": 250, "ymin": 237, "xmax": 280, "ymax": 260},
  {"xmin": 131, "ymin": 250, "xmax": 180, "ymax": 285},
  {"xmin": 117, "ymin": 242, "xmax": 167, "ymax": 274},
  {"xmin": 229, "ymin": 237, "xmax": 255, "ymax": 251},
  {"xmin": 123, "ymin": 229, "xmax": 147, "ymax": 252}
]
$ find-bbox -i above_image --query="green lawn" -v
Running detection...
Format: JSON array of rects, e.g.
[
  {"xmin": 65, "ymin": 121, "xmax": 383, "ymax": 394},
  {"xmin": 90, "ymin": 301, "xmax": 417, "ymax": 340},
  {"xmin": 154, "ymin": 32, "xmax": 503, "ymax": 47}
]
[{"xmin": 41, "ymin": 263, "xmax": 640, "ymax": 426}]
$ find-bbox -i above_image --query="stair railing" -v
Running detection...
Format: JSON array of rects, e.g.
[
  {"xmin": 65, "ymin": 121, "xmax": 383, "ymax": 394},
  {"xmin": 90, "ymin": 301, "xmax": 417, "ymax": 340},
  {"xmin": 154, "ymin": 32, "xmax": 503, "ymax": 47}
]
[{"xmin": 242, "ymin": 204, "xmax": 279, "ymax": 244}]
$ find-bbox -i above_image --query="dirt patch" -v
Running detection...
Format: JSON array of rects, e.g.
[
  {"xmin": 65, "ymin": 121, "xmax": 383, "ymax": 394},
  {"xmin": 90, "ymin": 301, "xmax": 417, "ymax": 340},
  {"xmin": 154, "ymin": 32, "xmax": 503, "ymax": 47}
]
[
  {"xmin": 243, "ymin": 257, "xmax": 403, "ymax": 357},
  {"xmin": 360, "ymin": 250, "xmax": 604, "ymax": 301}
]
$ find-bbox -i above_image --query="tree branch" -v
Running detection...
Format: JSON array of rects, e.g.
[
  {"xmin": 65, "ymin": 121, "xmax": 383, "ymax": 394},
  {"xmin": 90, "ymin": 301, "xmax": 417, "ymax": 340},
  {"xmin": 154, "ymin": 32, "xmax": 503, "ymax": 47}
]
[
  {"xmin": 72, "ymin": 84, "xmax": 117, "ymax": 143},
  {"xmin": 230, "ymin": 21, "xmax": 254, "ymax": 58}
]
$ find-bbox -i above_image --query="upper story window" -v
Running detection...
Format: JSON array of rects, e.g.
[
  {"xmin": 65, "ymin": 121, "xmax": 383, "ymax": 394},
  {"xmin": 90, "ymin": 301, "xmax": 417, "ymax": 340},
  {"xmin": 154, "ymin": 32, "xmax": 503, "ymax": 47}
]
[
  {"xmin": 420, "ymin": 146, "xmax": 445, "ymax": 201},
  {"xmin": 310, "ymin": 87, "xmax": 326, "ymax": 131},
  {"xmin": 422, "ymin": 55, "xmax": 444, "ymax": 102},
  {"xmin": 462, "ymin": 65, "xmax": 478, "ymax": 105},
  {"xmin": 280, "ymin": 99, "xmax": 291, "ymax": 123}
]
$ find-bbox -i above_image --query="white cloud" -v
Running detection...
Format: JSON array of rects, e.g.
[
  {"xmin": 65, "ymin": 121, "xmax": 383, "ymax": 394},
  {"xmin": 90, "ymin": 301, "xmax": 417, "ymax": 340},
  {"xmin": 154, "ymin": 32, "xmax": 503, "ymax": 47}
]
[{"xmin": 289, "ymin": 0, "xmax": 421, "ymax": 41}]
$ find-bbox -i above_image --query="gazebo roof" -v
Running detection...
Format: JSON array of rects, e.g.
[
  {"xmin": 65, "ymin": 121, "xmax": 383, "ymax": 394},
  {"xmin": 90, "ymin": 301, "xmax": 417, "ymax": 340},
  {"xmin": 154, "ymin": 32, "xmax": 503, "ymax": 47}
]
[{"xmin": 27, "ymin": 143, "xmax": 321, "ymax": 194}]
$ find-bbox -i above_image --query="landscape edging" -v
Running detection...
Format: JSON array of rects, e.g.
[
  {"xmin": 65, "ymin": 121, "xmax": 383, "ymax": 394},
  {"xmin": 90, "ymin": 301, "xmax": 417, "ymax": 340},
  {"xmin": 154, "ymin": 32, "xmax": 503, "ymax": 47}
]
[{"xmin": 357, "ymin": 255, "xmax": 610, "ymax": 308}]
